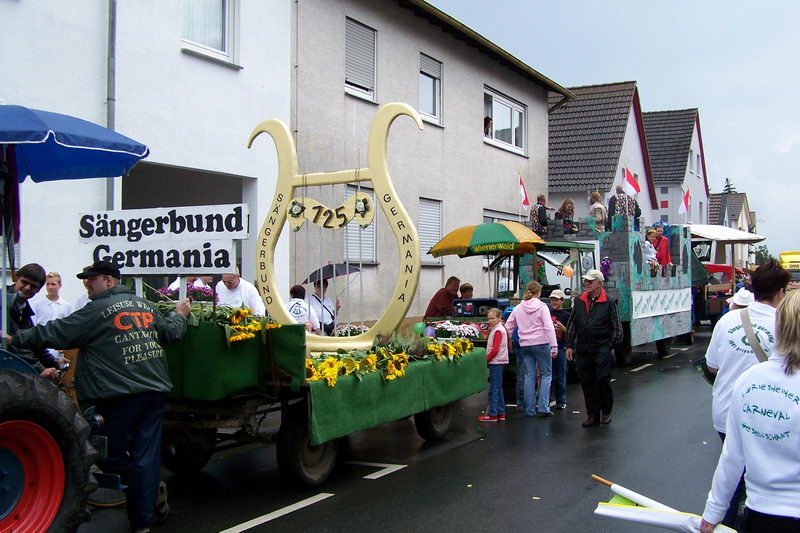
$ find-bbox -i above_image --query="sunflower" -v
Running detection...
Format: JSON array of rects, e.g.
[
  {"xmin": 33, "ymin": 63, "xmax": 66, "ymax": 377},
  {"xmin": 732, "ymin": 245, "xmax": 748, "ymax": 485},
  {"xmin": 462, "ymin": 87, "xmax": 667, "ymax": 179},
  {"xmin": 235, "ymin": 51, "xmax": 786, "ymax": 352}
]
[{"xmin": 340, "ymin": 357, "xmax": 357, "ymax": 375}]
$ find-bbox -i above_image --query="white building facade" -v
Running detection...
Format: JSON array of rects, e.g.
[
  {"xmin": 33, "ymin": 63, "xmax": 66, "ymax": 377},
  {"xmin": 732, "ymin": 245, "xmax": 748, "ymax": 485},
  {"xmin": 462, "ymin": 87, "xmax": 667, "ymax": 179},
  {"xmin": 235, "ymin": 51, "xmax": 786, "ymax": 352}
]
[
  {"xmin": 290, "ymin": 0, "xmax": 572, "ymax": 322},
  {"xmin": 1, "ymin": 0, "xmax": 291, "ymax": 303}
]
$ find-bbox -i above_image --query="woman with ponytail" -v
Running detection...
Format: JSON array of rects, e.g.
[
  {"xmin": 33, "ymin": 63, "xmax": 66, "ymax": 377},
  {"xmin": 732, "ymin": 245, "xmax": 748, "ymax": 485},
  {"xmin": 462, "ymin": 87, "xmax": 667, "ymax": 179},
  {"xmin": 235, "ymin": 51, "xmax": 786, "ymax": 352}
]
[{"xmin": 505, "ymin": 281, "xmax": 559, "ymax": 417}]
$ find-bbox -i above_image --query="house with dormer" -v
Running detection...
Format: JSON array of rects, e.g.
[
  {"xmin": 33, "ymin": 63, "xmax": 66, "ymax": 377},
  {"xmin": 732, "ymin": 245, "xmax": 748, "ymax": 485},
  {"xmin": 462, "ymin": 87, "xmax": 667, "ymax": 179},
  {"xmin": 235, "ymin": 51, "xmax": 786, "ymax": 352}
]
[
  {"xmin": 548, "ymin": 81, "xmax": 657, "ymax": 227},
  {"xmin": 708, "ymin": 192, "xmax": 757, "ymax": 267},
  {"xmin": 642, "ymin": 109, "xmax": 710, "ymax": 225}
]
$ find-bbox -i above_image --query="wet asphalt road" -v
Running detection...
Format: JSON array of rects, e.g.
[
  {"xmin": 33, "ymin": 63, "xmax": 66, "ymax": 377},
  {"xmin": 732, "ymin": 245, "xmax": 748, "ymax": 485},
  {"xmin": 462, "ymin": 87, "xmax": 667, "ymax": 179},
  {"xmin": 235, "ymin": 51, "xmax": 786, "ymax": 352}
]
[{"xmin": 80, "ymin": 328, "xmax": 721, "ymax": 533}]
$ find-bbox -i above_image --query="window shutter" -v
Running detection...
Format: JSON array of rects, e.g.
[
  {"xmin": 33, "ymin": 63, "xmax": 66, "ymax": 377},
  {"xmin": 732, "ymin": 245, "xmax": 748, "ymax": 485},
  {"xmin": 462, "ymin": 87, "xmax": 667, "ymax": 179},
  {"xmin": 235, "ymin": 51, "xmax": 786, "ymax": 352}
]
[
  {"xmin": 418, "ymin": 198, "xmax": 442, "ymax": 263},
  {"xmin": 420, "ymin": 54, "xmax": 441, "ymax": 78},
  {"xmin": 345, "ymin": 18, "xmax": 375, "ymax": 92},
  {"xmin": 345, "ymin": 185, "xmax": 376, "ymax": 262}
]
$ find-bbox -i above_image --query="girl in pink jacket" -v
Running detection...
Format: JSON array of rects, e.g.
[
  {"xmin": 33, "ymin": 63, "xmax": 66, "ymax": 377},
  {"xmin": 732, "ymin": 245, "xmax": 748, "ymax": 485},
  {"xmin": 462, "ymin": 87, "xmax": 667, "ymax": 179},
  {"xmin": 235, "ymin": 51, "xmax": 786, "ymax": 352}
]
[{"xmin": 505, "ymin": 281, "xmax": 558, "ymax": 417}]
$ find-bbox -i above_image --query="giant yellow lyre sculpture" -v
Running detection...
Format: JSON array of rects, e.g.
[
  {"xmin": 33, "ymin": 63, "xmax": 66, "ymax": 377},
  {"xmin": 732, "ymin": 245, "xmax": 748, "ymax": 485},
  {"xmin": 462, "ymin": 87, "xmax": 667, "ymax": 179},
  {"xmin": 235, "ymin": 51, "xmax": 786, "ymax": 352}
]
[{"xmin": 247, "ymin": 103, "xmax": 423, "ymax": 353}]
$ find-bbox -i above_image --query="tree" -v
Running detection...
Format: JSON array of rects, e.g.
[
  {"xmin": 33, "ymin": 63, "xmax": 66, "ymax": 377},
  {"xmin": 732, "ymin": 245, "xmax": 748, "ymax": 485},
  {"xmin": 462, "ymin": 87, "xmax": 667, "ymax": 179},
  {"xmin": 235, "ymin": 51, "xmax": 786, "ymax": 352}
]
[
  {"xmin": 755, "ymin": 244, "xmax": 775, "ymax": 265},
  {"xmin": 722, "ymin": 178, "xmax": 737, "ymax": 194}
]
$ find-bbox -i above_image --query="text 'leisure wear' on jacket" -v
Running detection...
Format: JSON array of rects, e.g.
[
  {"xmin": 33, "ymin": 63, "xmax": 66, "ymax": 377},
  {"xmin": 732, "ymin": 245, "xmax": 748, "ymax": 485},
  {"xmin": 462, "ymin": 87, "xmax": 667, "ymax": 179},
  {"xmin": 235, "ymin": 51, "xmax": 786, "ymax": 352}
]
[
  {"xmin": 13, "ymin": 285, "xmax": 187, "ymax": 403},
  {"xmin": 565, "ymin": 289, "xmax": 623, "ymax": 350}
]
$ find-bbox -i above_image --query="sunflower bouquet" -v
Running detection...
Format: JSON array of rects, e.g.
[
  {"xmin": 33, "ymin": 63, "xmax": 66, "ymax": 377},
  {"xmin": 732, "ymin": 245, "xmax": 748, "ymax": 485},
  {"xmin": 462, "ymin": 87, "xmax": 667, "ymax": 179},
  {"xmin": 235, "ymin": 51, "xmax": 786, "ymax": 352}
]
[
  {"xmin": 215, "ymin": 306, "xmax": 281, "ymax": 344},
  {"xmin": 305, "ymin": 332, "xmax": 474, "ymax": 388}
]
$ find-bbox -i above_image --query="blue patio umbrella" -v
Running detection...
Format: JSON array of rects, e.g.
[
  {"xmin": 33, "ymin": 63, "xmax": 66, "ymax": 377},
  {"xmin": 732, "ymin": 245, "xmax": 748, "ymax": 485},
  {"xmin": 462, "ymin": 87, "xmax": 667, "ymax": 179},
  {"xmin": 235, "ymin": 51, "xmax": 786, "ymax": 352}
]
[
  {"xmin": 0, "ymin": 104, "xmax": 150, "ymax": 183},
  {"xmin": 0, "ymin": 105, "xmax": 150, "ymax": 340}
]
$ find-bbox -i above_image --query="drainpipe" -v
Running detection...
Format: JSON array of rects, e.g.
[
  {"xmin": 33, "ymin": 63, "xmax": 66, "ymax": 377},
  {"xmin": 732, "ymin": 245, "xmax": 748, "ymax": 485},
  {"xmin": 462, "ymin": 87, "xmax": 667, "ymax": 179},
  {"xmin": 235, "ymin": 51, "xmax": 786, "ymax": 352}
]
[{"xmin": 106, "ymin": 0, "xmax": 117, "ymax": 210}]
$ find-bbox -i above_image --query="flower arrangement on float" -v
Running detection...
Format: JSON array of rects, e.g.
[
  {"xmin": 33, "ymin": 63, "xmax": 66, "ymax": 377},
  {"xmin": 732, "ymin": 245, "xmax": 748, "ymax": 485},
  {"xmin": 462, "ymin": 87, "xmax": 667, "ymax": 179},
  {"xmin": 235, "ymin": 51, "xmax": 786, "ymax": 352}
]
[
  {"xmin": 434, "ymin": 320, "xmax": 480, "ymax": 339},
  {"xmin": 334, "ymin": 323, "xmax": 369, "ymax": 337},
  {"xmin": 305, "ymin": 332, "xmax": 474, "ymax": 388}
]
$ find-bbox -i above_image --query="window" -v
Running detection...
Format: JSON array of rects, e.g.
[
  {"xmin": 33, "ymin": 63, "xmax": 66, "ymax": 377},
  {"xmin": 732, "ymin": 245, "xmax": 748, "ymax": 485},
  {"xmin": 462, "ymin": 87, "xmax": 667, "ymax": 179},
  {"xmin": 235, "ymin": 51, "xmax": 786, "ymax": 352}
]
[
  {"xmin": 344, "ymin": 185, "xmax": 376, "ymax": 263},
  {"xmin": 484, "ymin": 88, "xmax": 525, "ymax": 153},
  {"xmin": 419, "ymin": 54, "xmax": 442, "ymax": 123},
  {"xmin": 419, "ymin": 198, "xmax": 442, "ymax": 264},
  {"xmin": 181, "ymin": 0, "xmax": 238, "ymax": 64},
  {"xmin": 689, "ymin": 149, "xmax": 695, "ymax": 173},
  {"xmin": 699, "ymin": 201, "xmax": 704, "ymax": 223},
  {"xmin": 345, "ymin": 18, "xmax": 376, "ymax": 99},
  {"xmin": 660, "ymin": 215, "xmax": 670, "ymax": 223},
  {"xmin": 660, "ymin": 187, "xmax": 669, "ymax": 194},
  {"xmin": 696, "ymin": 154, "xmax": 701, "ymax": 176}
]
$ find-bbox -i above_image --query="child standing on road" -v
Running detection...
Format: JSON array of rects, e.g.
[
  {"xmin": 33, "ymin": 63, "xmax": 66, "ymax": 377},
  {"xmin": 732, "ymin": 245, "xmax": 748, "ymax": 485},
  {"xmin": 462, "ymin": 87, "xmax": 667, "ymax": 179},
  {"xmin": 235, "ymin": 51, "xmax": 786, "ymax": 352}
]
[{"xmin": 479, "ymin": 308, "xmax": 509, "ymax": 422}]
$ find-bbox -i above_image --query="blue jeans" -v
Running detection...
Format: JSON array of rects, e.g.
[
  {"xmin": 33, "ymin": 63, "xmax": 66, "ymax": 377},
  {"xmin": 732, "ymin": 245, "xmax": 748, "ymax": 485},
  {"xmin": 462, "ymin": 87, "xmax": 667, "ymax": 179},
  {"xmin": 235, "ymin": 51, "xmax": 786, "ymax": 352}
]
[
  {"xmin": 514, "ymin": 342, "xmax": 526, "ymax": 408},
  {"xmin": 551, "ymin": 347, "xmax": 567, "ymax": 406},
  {"xmin": 487, "ymin": 364, "xmax": 506, "ymax": 416},
  {"xmin": 520, "ymin": 344, "xmax": 552, "ymax": 416}
]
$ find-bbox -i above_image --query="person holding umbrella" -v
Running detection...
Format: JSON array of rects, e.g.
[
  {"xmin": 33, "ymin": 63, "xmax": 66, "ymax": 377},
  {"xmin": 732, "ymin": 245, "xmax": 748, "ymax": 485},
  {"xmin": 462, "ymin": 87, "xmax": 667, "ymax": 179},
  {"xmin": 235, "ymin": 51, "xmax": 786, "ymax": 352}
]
[{"xmin": 308, "ymin": 279, "xmax": 340, "ymax": 336}]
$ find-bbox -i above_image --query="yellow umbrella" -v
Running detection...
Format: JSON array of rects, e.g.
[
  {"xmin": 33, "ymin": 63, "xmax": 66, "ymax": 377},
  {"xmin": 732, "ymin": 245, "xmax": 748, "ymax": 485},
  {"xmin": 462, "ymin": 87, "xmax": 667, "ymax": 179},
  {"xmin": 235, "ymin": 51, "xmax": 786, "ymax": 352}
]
[{"xmin": 427, "ymin": 221, "xmax": 545, "ymax": 258}]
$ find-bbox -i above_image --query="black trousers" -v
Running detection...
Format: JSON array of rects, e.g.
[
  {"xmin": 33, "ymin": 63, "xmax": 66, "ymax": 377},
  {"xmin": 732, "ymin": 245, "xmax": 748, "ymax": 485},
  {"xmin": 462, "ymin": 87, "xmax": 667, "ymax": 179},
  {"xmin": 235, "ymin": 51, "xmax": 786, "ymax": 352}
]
[
  {"xmin": 576, "ymin": 344, "xmax": 613, "ymax": 419},
  {"xmin": 95, "ymin": 391, "xmax": 166, "ymax": 529},
  {"xmin": 741, "ymin": 507, "xmax": 800, "ymax": 533}
]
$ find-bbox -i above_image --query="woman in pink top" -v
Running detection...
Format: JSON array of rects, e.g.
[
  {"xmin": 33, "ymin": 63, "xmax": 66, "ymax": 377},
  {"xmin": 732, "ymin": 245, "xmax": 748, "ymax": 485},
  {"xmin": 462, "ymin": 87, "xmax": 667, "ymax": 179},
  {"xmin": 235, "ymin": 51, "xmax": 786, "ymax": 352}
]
[
  {"xmin": 505, "ymin": 281, "xmax": 559, "ymax": 417},
  {"xmin": 478, "ymin": 308, "xmax": 510, "ymax": 422}
]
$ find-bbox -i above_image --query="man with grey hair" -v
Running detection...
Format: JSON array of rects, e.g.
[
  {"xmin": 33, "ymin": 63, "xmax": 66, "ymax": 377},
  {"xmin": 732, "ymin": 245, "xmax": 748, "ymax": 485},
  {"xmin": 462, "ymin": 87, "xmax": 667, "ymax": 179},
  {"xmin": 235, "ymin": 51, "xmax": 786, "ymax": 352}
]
[
  {"xmin": 215, "ymin": 269, "xmax": 265, "ymax": 316},
  {"xmin": 565, "ymin": 269, "xmax": 622, "ymax": 427}
]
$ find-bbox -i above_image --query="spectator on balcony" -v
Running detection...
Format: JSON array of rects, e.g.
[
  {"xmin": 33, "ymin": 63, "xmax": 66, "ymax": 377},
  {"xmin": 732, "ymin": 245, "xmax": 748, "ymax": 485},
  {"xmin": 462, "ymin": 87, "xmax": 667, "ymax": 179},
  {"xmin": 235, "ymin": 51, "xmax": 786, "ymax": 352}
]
[{"xmin": 555, "ymin": 199, "xmax": 577, "ymax": 234}]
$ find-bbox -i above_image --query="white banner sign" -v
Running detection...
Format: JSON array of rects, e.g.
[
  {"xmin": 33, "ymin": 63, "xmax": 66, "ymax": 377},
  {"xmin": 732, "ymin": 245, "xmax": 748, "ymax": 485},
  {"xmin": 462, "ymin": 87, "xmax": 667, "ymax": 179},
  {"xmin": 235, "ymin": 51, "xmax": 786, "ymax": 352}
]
[
  {"xmin": 90, "ymin": 240, "xmax": 236, "ymax": 275},
  {"xmin": 78, "ymin": 204, "xmax": 249, "ymax": 243}
]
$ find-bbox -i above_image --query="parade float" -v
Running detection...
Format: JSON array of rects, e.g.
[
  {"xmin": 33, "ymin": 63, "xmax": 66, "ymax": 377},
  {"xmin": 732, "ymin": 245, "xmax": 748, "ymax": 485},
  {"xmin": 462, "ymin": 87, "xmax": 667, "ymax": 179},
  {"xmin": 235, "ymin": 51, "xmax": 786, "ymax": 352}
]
[{"xmin": 159, "ymin": 103, "xmax": 487, "ymax": 487}]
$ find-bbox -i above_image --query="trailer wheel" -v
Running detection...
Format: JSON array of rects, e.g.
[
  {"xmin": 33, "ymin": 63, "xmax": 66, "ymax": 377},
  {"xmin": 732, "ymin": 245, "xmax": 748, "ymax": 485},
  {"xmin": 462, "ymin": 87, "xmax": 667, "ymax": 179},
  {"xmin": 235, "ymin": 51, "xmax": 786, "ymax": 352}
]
[
  {"xmin": 656, "ymin": 338, "xmax": 673, "ymax": 357},
  {"xmin": 277, "ymin": 404, "xmax": 338, "ymax": 488},
  {"xmin": 0, "ymin": 370, "xmax": 96, "ymax": 533},
  {"xmin": 614, "ymin": 323, "xmax": 633, "ymax": 366},
  {"xmin": 679, "ymin": 331, "xmax": 694, "ymax": 345},
  {"xmin": 162, "ymin": 430, "xmax": 216, "ymax": 475},
  {"xmin": 414, "ymin": 402, "xmax": 453, "ymax": 441}
]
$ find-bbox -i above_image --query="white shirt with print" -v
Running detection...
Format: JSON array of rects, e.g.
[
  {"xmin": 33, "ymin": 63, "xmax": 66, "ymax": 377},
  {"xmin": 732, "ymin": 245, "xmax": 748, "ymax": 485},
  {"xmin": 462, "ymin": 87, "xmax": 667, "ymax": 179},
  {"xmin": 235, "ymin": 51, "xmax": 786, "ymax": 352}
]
[
  {"xmin": 706, "ymin": 302, "xmax": 777, "ymax": 433},
  {"xmin": 287, "ymin": 298, "xmax": 320, "ymax": 331}
]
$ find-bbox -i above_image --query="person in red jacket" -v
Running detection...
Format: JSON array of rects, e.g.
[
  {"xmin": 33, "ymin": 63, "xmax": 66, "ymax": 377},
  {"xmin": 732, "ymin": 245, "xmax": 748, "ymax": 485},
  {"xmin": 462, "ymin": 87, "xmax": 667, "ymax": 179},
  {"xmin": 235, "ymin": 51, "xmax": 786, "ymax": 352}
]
[
  {"xmin": 424, "ymin": 276, "xmax": 460, "ymax": 321},
  {"xmin": 654, "ymin": 225, "xmax": 672, "ymax": 266}
]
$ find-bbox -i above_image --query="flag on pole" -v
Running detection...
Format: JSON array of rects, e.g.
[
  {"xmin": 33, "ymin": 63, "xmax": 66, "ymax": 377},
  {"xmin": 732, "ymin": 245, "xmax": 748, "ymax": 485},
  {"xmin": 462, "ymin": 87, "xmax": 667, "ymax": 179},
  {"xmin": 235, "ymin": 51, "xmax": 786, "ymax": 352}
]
[
  {"xmin": 678, "ymin": 188, "xmax": 690, "ymax": 215},
  {"xmin": 519, "ymin": 175, "xmax": 530, "ymax": 208},
  {"xmin": 622, "ymin": 166, "xmax": 641, "ymax": 195},
  {"xmin": 592, "ymin": 475, "xmax": 735, "ymax": 532}
]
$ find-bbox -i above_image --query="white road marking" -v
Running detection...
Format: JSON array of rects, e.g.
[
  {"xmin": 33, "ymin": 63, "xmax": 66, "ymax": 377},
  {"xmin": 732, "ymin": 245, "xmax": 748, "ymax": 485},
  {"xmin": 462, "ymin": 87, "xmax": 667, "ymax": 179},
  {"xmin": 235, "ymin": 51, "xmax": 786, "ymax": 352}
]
[
  {"xmin": 679, "ymin": 347, "xmax": 691, "ymax": 351},
  {"xmin": 347, "ymin": 460, "xmax": 408, "ymax": 479},
  {"xmin": 631, "ymin": 363, "xmax": 653, "ymax": 372},
  {"xmin": 219, "ymin": 493, "xmax": 334, "ymax": 532},
  {"xmin": 549, "ymin": 400, "xmax": 556, "ymax": 407},
  {"xmin": 610, "ymin": 378, "xmax": 617, "ymax": 382},
  {"xmin": 662, "ymin": 352, "xmax": 678, "ymax": 359}
]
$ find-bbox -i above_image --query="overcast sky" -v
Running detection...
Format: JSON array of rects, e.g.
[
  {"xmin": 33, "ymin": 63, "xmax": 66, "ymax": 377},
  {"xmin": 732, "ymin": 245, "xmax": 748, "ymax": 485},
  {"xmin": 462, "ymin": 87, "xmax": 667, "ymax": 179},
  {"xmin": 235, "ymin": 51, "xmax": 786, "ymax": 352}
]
[{"xmin": 429, "ymin": 0, "xmax": 798, "ymax": 256}]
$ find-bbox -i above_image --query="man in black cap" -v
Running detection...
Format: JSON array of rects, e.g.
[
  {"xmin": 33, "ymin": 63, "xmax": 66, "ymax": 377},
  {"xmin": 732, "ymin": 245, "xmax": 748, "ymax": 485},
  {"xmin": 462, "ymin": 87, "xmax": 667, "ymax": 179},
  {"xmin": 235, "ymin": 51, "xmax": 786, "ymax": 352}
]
[{"xmin": 5, "ymin": 260, "xmax": 190, "ymax": 533}]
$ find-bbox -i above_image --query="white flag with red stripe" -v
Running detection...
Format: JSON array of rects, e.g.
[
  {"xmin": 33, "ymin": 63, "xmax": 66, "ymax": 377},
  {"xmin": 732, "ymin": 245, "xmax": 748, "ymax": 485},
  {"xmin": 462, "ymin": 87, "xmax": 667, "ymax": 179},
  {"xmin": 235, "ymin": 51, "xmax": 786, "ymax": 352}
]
[
  {"xmin": 678, "ymin": 187, "xmax": 690, "ymax": 214},
  {"xmin": 622, "ymin": 166, "xmax": 641, "ymax": 195},
  {"xmin": 519, "ymin": 175, "xmax": 530, "ymax": 208}
]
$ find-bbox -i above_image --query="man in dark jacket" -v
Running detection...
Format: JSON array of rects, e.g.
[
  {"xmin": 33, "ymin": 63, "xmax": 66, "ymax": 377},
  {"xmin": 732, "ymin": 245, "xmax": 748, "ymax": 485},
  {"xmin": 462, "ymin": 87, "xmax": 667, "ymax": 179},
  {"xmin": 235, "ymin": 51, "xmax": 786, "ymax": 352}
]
[
  {"xmin": 565, "ymin": 269, "xmax": 622, "ymax": 427},
  {"xmin": 6, "ymin": 261, "xmax": 190, "ymax": 533}
]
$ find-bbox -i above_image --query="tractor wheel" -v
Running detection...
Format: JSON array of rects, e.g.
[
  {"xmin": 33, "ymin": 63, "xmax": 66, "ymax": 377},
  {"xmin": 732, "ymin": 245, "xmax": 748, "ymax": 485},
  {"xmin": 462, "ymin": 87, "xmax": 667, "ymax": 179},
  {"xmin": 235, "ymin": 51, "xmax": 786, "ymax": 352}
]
[
  {"xmin": 0, "ymin": 370, "xmax": 96, "ymax": 533},
  {"xmin": 414, "ymin": 402, "xmax": 454, "ymax": 441}
]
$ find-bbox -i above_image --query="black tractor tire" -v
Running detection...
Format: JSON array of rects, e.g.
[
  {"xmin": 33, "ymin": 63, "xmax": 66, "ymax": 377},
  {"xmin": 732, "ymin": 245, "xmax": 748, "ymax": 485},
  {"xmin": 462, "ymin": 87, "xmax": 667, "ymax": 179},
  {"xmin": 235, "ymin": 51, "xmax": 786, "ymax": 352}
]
[
  {"xmin": 656, "ymin": 338, "xmax": 673, "ymax": 357},
  {"xmin": 414, "ymin": 402, "xmax": 454, "ymax": 441},
  {"xmin": 162, "ymin": 429, "xmax": 217, "ymax": 475},
  {"xmin": 614, "ymin": 322, "xmax": 633, "ymax": 366},
  {"xmin": 0, "ymin": 370, "xmax": 96, "ymax": 533},
  {"xmin": 277, "ymin": 403, "xmax": 338, "ymax": 488}
]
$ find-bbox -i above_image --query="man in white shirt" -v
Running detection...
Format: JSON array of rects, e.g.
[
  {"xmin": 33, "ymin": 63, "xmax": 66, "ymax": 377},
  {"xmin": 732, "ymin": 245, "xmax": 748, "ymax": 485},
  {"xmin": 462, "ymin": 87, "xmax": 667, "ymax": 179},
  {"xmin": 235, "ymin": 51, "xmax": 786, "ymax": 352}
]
[
  {"xmin": 215, "ymin": 271, "xmax": 266, "ymax": 316},
  {"xmin": 288, "ymin": 285, "xmax": 320, "ymax": 334},
  {"xmin": 167, "ymin": 275, "xmax": 208, "ymax": 291},
  {"xmin": 704, "ymin": 260, "xmax": 790, "ymax": 528},
  {"xmin": 31, "ymin": 272, "xmax": 73, "ymax": 325},
  {"xmin": 307, "ymin": 279, "xmax": 339, "ymax": 336}
]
